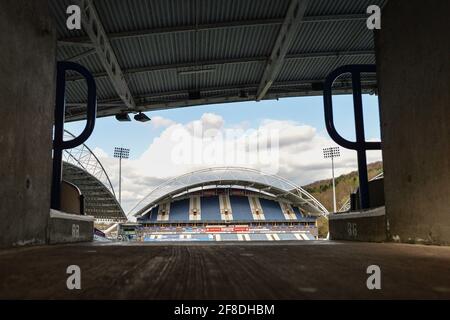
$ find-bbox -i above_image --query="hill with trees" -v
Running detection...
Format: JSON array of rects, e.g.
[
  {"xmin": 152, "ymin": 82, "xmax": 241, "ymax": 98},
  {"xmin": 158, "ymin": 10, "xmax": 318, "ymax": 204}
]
[{"xmin": 302, "ymin": 161, "xmax": 383, "ymax": 237}]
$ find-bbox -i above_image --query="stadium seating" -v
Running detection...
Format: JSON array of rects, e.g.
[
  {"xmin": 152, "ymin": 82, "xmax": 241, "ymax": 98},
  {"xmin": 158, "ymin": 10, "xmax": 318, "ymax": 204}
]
[
  {"xmin": 248, "ymin": 233, "xmax": 268, "ymax": 241},
  {"xmin": 149, "ymin": 206, "xmax": 159, "ymax": 221},
  {"xmin": 259, "ymin": 198, "xmax": 285, "ymax": 220},
  {"xmin": 229, "ymin": 196, "xmax": 253, "ymax": 220},
  {"xmin": 292, "ymin": 206, "xmax": 304, "ymax": 220},
  {"xmin": 169, "ymin": 198, "xmax": 190, "ymax": 221},
  {"xmin": 278, "ymin": 233, "xmax": 297, "ymax": 241},
  {"xmin": 220, "ymin": 233, "xmax": 239, "ymax": 241},
  {"xmin": 305, "ymin": 233, "xmax": 316, "ymax": 240},
  {"xmin": 201, "ymin": 196, "xmax": 221, "ymax": 221}
]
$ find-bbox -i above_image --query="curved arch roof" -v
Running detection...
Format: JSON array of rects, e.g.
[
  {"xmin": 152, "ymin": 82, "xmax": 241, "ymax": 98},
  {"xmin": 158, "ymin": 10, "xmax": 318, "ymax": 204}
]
[
  {"xmin": 62, "ymin": 131, "xmax": 126, "ymax": 220},
  {"xmin": 63, "ymin": 130, "xmax": 116, "ymax": 197},
  {"xmin": 63, "ymin": 163, "xmax": 126, "ymax": 220},
  {"xmin": 130, "ymin": 167, "xmax": 328, "ymax": 217}
]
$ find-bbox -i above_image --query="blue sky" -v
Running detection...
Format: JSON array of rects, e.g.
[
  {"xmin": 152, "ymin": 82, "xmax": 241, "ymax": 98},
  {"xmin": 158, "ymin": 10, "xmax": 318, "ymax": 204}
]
[
  {"xmin": 66, "ymin": 94, "xmax": 381, "ymax": 160},
  {"xmin": 65, "ymin": 94, "xmax": 383, "ymax": 213}
]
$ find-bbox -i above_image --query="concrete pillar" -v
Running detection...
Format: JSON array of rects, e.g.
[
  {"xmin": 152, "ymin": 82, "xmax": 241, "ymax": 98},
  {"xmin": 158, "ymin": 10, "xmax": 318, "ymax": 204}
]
[
  {"xmin": 0, "ymin": 1, "xmax": 56, "ymax": 247},
  {"xmin": 376, "ymin": 0, "xmax": 450, "ymax": 244}
]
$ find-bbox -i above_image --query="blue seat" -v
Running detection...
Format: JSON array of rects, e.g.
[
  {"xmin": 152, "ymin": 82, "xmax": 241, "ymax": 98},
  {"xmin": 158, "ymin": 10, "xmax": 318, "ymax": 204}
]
[
  {"xmin": 292, "ymin": 206, "xmax": 303, "ymax": 220},
  {"xmin": 278, "ymin": 233, "xmax": 296, "ymax": 240},
  {"xmin": 259, "ymin": 198, "xmax": 285, "ymax": 220},
  {"xmin": 220, "ymin": 233, "xmax": 239, "ymax": 241},
  {"xmin": 249, "ymin": 233, "xmax": 268, "ymax": 241},
  {"xmin": 169, "ymin": 198, "xmax": 190, "ymax": 221},
  {"xmin": 229, "ymin": 195, "xmax": 253, "ymax": 221},
  {"xmin": 200, "ymin": 196, "xmax": 221, "ymax": 221},
  {"xmin": 150, "ymin": 205, "xmax": 160, "ymax": 221}
]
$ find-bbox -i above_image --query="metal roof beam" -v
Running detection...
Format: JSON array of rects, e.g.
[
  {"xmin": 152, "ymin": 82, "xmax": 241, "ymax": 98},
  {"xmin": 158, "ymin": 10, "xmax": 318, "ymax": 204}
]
[
  {"xmin": 65, "ymin": 82, "xmax": 377, "ymax": 121},
  {"xmin": 75, "ymin": 0, "xmax": 135, "ymax": 110},
  {"xmin": 66, "ymin": 56, "xmax": 266, "ymax": 81},
  {"xmin": 69, "ymin": 77, "xmax": 377, "ymax": 105},
  {"xmin": 57, "ymin": 13, "xmax": 366, "ymax": 43},
  {"xmin": 65, "ymin": 48, "xmax": 97, "ymax": 62},
  {"xmin": 67, "ymin": 77, "xmax": 376, "ymax": 105},
  {"xmin": 57, "ymin": 41, "xmax": 95, "ymax": 48},
  {"xmin": 256, "ymin": 0, "xmax": 310, "ymax": 101},
  {"xmin": 66, "ymin": 50, "xmax": 373, "ymax": 81}
]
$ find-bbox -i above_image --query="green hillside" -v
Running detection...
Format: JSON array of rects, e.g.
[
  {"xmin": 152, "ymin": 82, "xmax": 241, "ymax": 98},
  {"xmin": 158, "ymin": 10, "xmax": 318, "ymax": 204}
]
[{"xmin": 302, "ymin": 161, "xmax": 383, "ymax": 238}]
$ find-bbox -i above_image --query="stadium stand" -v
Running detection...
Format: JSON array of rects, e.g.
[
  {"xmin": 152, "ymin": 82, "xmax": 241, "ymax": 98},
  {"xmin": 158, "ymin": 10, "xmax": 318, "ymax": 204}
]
[
  {"xmin": 292, "ymin": 206, "xmax": 304, "ymax": 220},
  {"xmin": 131, "ymin": 168, "xmax": 325, "ymax": 241},
  {"xmin": 278, "ymin": 233, "xmax": 297, "ymax": 241},
  {"xmin": 201, "ymin": 196, "xmax": 221, "ymax": 221},
  {"xmin": 169, "ymin": 199, "xmax": 190, "ymax": 221},
  {"xmin": 219, "ymin": 194, "xmax": 233, "ymax": 220},
  {"xmin": 189, "ymin": 196, "xmax": 202, "ymax": 221},
  {"xmin": 220, "ymin": 234, "xmax": 239, "ymax": 241},
  {"xmin": 149, "ymin": 206, "xmax": 159, "ymax": 221},
  {"xmin": 229, "ymin": 195, "xmax": 253, "ymax": 221},
  {"xmin": 248, "ymin": 196, "xmax": 266, "ymax": 220},
  {"xmin": 259, "ymin": 198, "xmax": 285, "ymax": 220},
  {"xmin": 248, "ymin": 234, "xmax": 269, "ymax": 241}
]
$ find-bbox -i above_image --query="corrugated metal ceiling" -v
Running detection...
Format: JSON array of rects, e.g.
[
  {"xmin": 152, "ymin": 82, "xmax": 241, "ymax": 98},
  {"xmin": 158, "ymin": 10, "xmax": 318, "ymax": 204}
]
[{"xmin": 50, "ymin": 0, "xmax": 386, "ymax": 120}]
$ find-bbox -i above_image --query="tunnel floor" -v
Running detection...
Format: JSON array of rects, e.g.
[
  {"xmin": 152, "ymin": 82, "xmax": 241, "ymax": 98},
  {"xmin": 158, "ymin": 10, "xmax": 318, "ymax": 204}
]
[{"xmin": 1, "ymin": 241, "xmax": 450, "ymax": 299}]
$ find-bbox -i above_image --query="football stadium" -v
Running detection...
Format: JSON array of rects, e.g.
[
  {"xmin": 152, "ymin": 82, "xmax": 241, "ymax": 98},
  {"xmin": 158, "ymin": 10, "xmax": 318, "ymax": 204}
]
[
  {"xmin": 125, "ymin": 167, "xmax": 327, "ymax": 242},
  {"xmin": 1, "ymin": 0, "xmax": 450, "ymax": 306}
]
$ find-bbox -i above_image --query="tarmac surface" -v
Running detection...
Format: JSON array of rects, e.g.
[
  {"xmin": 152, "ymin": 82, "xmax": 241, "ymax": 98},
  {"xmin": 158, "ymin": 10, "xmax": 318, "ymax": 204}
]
[{"xmin": 1, "ymin": 241, "xmax": 450, "ymax": 299}]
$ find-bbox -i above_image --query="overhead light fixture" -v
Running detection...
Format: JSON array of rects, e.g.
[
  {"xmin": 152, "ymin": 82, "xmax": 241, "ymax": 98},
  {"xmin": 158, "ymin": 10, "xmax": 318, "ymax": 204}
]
[
  {"xmin": 115, "ymin": 113, "xmax": 131, "ymax": 122},
  {"xmin": 239, "ymin": 90, "xmax": 249, "ymax": 98},
  {"xmin": 134, "ymin": 112, "xmax": 151, "ymax": 122},
  {"xmin": 188, "ymin": 91, "xmax": 201, "ymax": 100}
]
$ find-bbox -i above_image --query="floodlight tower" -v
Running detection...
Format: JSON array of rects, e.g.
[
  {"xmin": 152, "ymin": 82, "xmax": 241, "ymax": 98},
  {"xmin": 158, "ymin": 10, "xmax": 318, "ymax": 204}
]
[
  {"xmin": 113, "ymin": 147, "xmax": 130, "ymax": 205},
  {"xmin": 323, "ymin": 146, "xmax": 340, "ymax": 213}
]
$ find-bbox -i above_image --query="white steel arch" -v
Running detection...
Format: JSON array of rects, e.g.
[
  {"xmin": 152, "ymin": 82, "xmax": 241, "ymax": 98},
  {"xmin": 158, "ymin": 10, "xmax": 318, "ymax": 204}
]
[
  {"xmin": 129, "ymin": 167, "xmax": 329, "ymax": 218},
  {"xmin": 63, "ymin": 130, "xmax": 116, "ymax": 197},
  {"xmin": 62, "ymin": 130, "xmax": 126, "ymax": 220}
]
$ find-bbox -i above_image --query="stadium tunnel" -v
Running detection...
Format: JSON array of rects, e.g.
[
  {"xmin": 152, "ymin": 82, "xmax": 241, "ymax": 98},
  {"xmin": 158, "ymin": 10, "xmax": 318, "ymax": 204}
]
[
  {"xmin": 0, "ymin": 0, "xmax": 449, "ymax": 299},
  {"xmin": 1, "ymin": 0, "xmax": 448, "ymax": 246}
]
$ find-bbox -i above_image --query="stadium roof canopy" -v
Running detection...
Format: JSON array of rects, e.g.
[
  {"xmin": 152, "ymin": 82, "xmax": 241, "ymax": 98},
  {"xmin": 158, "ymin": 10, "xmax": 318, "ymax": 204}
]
[
  {"xmin": 50, "ymin": 0, "xmax": 385, "ymax": 121},
  {"xmin": 130, "ymin": 167, "xmax": 329, "ymax": 218},
  {"xmin": 62, "ymin": 131, "xmax": 126, "ymax": 220}
]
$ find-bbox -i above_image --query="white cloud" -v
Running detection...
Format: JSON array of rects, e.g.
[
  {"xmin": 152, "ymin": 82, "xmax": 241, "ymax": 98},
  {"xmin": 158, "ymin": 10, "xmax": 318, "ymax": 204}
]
[
  {"xmin": 89, "ymin": 113, "xmax": 382, "ymax": 215},
  {"xmin": 151, "ymin": 116, "xmax": 176, "ymax": 129}
]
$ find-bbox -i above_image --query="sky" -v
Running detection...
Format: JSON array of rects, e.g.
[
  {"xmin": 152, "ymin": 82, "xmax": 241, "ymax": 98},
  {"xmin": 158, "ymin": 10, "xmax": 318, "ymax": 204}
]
[{"xmin": 66, "ymin": 94, "xmax": 383, "ymax": 214}]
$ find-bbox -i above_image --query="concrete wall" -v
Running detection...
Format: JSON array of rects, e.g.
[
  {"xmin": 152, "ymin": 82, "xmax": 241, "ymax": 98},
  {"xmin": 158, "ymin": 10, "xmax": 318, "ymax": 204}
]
[
  {"xmin": 329, "ymin": 207, "xmax": 386, "ymax": 242},
  {"xmin": 0, "ymin": 1, "xmax": 56, "ymax": 247},
  {"xmin": 352, "ymin": 178, "xmax": 385, "ymax": 210},
  {"xmin": 61, "ymin": 181, "xmax": 83, "ymax": 215},
  {"xmin": 47, "ymin": 210, "xmax": 94, "ymax": 244},
  {"xmin": 376, "ymin": 0, "xmax": 450, "ymax": 244}
]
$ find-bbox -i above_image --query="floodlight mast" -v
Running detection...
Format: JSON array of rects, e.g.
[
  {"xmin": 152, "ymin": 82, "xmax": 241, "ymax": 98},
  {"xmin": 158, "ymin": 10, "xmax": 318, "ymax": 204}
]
[
  {"xmin": 113, "ymin": 147, "xmax": 130, "ymax": 206},
  {"xmin": 323, "ymin": 146, "xmax": 340, "ymax": 213}
]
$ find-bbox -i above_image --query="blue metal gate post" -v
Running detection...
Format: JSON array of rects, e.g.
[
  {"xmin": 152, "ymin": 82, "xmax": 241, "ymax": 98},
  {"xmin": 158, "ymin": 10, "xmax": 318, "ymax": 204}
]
[
  {"xmin": 323, "ymin": 65, "xmax": 381, "ymax": 210},
  {"xmin": 51, "ymin": 61, "xmax": 97, "ymax": 210}
]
